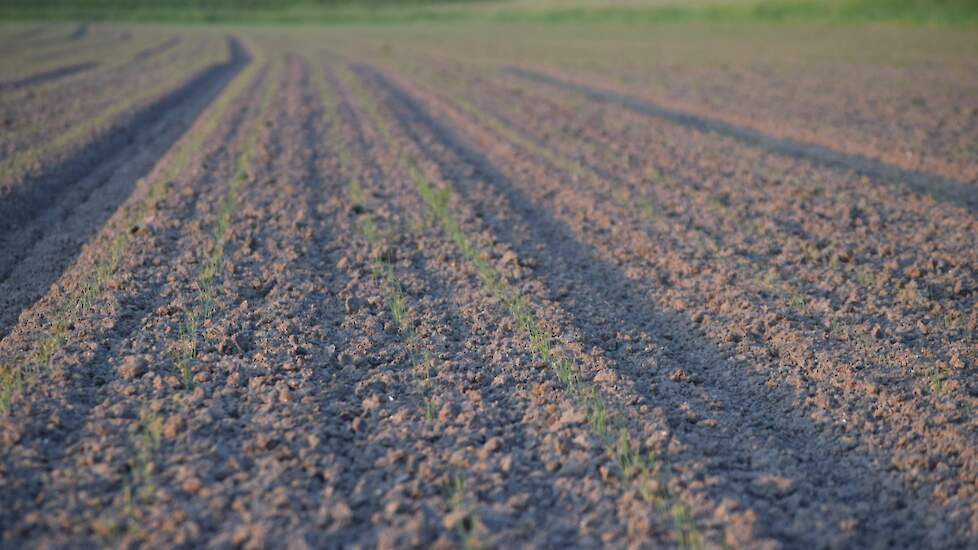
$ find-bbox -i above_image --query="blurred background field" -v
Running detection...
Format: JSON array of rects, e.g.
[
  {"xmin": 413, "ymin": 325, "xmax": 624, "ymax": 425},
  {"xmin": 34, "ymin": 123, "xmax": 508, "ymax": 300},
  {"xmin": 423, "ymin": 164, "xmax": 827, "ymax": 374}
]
[{"xmin": 1, "ymin": 0, "xmax": 977, "ymax": 25}]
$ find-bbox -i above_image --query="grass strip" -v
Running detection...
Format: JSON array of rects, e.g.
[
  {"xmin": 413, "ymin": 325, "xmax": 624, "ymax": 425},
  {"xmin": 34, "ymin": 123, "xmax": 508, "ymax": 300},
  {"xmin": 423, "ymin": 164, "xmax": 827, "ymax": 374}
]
[
  {"xmin": 344, "ymin": 64, "xmax": 702, "ymax": 547},
  {"xmin": 0, "ymin": 41, "xmax": 262, "ymax": 414},
  {"xmin": 2, "ymin": 0, "xmax": 976, "ymax": 26}
]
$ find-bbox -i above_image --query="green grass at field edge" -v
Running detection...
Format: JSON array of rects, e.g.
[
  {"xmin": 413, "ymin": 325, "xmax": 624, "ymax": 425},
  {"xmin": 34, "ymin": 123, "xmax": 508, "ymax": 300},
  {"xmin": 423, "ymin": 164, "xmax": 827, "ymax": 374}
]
[{"xmin": 2, "ymin": 0, "xmax": 977, "ymax": 27}]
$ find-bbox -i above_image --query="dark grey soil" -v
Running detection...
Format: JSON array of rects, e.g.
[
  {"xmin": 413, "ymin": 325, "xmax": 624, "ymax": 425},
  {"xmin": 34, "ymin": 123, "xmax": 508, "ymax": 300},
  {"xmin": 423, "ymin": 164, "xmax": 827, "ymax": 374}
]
[{"xmin": 1, "ymin": 25, "xmax": 976, "ymax": 549}]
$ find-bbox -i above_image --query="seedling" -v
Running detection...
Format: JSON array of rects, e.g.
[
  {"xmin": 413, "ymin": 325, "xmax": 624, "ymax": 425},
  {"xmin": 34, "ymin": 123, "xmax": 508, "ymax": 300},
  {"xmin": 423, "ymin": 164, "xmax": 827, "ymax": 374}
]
[
  {"xmin": 926, "ymin": 362, "xmax": 946, "ymax": 394},
  {"xmin": 443, "ymin": 473, "xmax": 477, "ymax": 549}
]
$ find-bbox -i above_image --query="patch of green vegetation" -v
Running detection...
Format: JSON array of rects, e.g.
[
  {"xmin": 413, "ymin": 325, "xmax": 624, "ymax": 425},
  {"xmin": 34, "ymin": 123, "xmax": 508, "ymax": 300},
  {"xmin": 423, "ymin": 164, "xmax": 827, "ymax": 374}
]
[
  {"xmin": 443, "ymin": 472, "xmax": 479, "ymax": 548},
  {"xmin": 1, "ymin": 0, "xmax": 975, "ymax": 25},
  {"xmin": 504, "ymin": 0, "xmax": 978, "ymax": 25},
  {"xmin": 926, "ymin": 362, "xmax": 946, "ymax": 394},
  {"xmin": 110, "ymin": 405, "xmax": 164, "ymax": 540}
]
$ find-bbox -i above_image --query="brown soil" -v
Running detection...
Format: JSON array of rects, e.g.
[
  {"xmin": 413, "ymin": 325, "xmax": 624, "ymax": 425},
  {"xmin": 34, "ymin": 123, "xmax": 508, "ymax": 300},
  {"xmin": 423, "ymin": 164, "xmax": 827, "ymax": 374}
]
[{"xmin": 1, "ymin": 24, "xmax": 976, "ymax": 549}]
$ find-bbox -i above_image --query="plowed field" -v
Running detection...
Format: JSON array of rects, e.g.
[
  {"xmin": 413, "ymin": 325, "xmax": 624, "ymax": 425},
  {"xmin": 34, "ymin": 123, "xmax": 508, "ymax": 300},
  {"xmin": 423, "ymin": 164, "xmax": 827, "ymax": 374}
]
[{"xmin": 1, "ymin": 22, "xmax": 976, "ymax": 548}]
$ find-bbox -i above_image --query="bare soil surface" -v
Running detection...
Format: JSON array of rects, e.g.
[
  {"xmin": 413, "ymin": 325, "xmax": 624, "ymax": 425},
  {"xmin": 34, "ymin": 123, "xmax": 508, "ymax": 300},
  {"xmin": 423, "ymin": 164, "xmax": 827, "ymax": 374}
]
[{"xmin": 1, "ymin": 23, "xmax": 976, "ymax": 549}]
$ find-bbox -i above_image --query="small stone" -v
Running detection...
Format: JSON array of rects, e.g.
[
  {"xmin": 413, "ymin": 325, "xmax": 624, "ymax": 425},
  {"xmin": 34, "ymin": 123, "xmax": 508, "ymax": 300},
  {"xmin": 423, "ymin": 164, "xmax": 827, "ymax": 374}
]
[
  {"xmin": 442, "ymin": 509, "xmax": 469, "ymax": 531},
  {"xmin": 670, "ymin": 368, "xmax": 689, "ymax": 382},
  {"xmin": 182, "ymin": 477, "xmax": 203, "ymax": 494},
  {"xmin": 480, "ymin": 437, "xmax": 501, "ymax": 458},
  {"xmin": 23, "ymin": 512, "xmax": 42, "ymax": 526},
  {"xmin": 119, "ymin": 355, "xmax": 147, "ymax": 379},
  {"xmin": 554, "ymin": 407, "xmax": 586, "ymax": 430},
  {"xmin": 331, "ymin": 500, "xmax": 353, "ymax": 524},
  {"xmin": 256, "ymin": 433, "xmax": 276, "ymax": 451},
  {"xmin": 506, "ymin": 493, "xmax": 530, "ymax": 510},
  {"xmin": 949, "ymin": 354, "xmax": 966, "ymax": 370},
  {"xmin": 362, "ymin": 394, "xmax": 381, "ymax": 412},
  {"xmin": 91, "ymin": 515, "xmax": 120, "ymax": 537},
  {"xmin": 437, "ymin": 403, "xmax": 453, "ymax": 423},
  {"xmin": 593, "ymin": 369, "xmax": 616, "ymax": 384},
  {"xmin": 163, "ymin": 415, "xmax": 185, "ymax": 439}
]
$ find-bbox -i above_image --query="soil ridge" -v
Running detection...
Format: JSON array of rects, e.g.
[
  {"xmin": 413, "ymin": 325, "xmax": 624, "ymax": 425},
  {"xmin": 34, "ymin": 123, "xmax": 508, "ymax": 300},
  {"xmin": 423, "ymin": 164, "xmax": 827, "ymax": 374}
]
[{"xmin": 507, "ymin": 66, "xmax": 978, "ymax": 212}]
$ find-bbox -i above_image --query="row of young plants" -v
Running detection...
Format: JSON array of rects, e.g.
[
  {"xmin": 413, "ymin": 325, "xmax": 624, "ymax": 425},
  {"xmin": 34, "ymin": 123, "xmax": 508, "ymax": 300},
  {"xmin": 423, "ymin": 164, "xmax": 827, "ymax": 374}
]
[
  {"xmin": 0, "ymin": 43, "xmax": 265, "ymax": 413},
  {"xmin": 116, "ymin": 51, "xmax": 279, "ymax": 538},
  {"xmin": 399, "ymin": 58, "xmax": 975, "ymax": 402},
  {"xmin": 171, "ymin": 59, "xmax": 280, "ymax": 389},
  {"xmin": 318, "ymin": 60, "xmax": 480, "ymax": 546},
  {"xmin": 341, "ymin": 62, "xmax": 702, "ymax": 548}
]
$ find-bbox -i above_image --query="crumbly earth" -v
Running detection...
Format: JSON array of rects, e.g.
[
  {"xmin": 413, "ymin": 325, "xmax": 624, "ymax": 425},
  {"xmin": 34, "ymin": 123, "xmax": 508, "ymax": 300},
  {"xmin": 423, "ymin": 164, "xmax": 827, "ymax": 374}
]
[{"xmin": 0, "ymin": 23, "xmax": 976, "ymax": 549}]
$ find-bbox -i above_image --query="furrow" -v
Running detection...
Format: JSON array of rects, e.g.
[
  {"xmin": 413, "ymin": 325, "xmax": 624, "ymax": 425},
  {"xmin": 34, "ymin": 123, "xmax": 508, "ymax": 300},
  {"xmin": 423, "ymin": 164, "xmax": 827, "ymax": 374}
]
[
  {"xmin": 0, "ymin": 36, "xmax": 248, "ymax": 339},
  {"xmin": 357, "ymin": 62, "xmax": 969, "ymax": 547},
  {"xmin": 0, "ymin": 36, "xmax": 247, "ymax": 236},
  {"xmin": 0, "ymin": 50, "xmax": 274, "ymax": 545},
  {"xmin": 506, "ymin": 66, "xmax": 978, "ymax": 212},
  {"xmin": 347, "ymin": 61, "xmax": 706, "ymax": 547}
]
